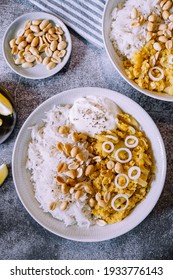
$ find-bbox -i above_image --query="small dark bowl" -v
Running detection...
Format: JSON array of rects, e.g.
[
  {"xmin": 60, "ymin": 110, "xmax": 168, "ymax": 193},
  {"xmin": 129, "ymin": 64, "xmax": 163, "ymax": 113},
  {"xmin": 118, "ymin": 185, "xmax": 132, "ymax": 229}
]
[{"xmin": 0, "ymin": 85, "xmax": 17, "ymax": 144}]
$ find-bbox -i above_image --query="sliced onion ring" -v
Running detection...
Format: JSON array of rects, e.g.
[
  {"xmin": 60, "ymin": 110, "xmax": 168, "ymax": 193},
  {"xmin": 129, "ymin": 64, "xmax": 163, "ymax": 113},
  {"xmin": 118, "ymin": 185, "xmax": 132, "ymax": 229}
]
[
  {"xmin": 168, "ymin": 55, "xmax": 173, "ymax": 65},
  {"xmin": 125, "ymin": 135, "xmax": 139, "ymax": 148},
  {"xmin": 114, "ymin": 173, "xmax": 129, "ymax": 189},
  {"xmin": 128, "ymin": 166, "xmax": 141, "ymax": 180},
  {"xmin": 128, "ymin": 126, "xmax": 136, "ymax": 134},
  {"xmin": 106, "ymin": 135, "xmax": 118, "ymax": 142},
  {"xmin": 148, "ymin": 67, "xmax": 164, "ymax": 81},
  {"xmin": 102, "ymin": 141, "xmax": 114, "ymax": 153},
  {"xmin": 114, "ymin": 148, "xmax": 132, "ymax": 163},
  {"xmin": 111, "ymin": 194, "xmax": 129, "ymax": 212}
]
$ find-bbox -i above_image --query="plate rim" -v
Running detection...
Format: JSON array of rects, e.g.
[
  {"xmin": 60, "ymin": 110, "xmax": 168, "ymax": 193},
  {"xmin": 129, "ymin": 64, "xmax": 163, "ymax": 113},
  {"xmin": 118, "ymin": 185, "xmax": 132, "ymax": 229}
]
[
  {"xmin": 12, "ymin": 87, "xmax": 167, "ymax": 242},
  {"xmin": 2, "ymin": 11, "xmax": 72, "ymax": 80}
]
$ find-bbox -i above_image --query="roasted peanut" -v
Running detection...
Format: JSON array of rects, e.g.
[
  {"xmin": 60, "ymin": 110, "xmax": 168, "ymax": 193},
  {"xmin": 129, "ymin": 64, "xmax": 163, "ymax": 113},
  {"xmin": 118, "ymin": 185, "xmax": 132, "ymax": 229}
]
[
  {"xmin": 68, "ymin": 162, "xmax": 79, "ymax": 170},
  {"xmin": 49, "ymin": 202, "xmax": 57, "ymax": 211},
  {"xmin": 130, "ymin": 8, "xmax": 138, "ymax": 19},
  {"xmin": 60, "ymin": 201, "xmax": 68, "ymax": 210},
  {"xmin": 66, "ymin": 170, "xmax": 77, "ymax": 179},
  {"xmin": 89, "ymin": 198, "xmax": 96, "ymax": 207},
  {"xmin": 76, "ymin": 152, "xmax": 84, "ymax": 162},
  {"xmin": 57, "ymin": 162, "xmax": 67, "ymax": 173},
  {"xmin": 85, "ymin": 165, "xmax": 95, "ymax": 176},
  {"xmin": 56, "ymin": 142, "xmax": 64, "ymax": 151},
  {"xmin": 71, "ymin": 131, "xmax": 79, "ymax": 142},
  {"xmin": 75, "ymin": 190, "xmax": 83, "ymax": 200},
  {"xmin": 162, "ymin": 1, "xmax": 172, "ymax": 11},
  {"xmin": 61, "ymin": 184, "xmax": 69, "ymax": 194},
  {"xmin": 46, "ymin": 62, "xmax": 56, "ymax": 70},
  {"xmin": 70, "ymin": 146, "xmax": 80, "ymax": 158},
  {"xmin": 63, "ymin": 143, "xmax": 71, "ymax": 156},
  {"xmin": 58, "ymin": 125, "xmax": 69, "ymax": 134},
  {"xmin": 56, "ymin": 176, "xmax": 65, "ymax": 185}
]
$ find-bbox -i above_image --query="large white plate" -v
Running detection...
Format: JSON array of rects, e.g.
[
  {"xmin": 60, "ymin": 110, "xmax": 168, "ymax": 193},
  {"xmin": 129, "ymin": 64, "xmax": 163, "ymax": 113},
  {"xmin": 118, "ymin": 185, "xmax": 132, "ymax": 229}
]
[
  {"xmin": 2, "ymin": 12, "xmax": 72, "ymax": 79},
  {"xmin": 12, "ymin": 87, "xmax": 166, "ymax": 242}
]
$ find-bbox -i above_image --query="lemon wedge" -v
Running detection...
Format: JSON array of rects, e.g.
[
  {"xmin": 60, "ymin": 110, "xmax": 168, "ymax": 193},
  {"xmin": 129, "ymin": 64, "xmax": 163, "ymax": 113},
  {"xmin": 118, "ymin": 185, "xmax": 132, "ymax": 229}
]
[
  {"xmin": 0, "ymin": 93, "xmax": 13, "ymax": 116},
  {"xmin": 0, "ymin": 118, "xmax": 2, "ymax": 126},
  {"xmin": 0, "ymin": 163, "xmax": 8, "ymax": 186}
]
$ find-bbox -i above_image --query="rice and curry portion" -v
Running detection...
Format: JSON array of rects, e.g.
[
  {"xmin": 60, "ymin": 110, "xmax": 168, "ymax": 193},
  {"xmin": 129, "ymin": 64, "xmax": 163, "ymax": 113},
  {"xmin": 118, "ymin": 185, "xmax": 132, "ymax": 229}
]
[{"xmin": 27, "ymin": 96, "xmax": 155, "ymax": 227}]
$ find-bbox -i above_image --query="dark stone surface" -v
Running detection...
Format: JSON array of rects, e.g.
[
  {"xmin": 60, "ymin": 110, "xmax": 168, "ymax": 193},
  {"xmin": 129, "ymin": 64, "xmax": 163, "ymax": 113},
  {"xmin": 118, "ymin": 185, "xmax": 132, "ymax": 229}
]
[{"xmin": 0, "ymin": 0, "xmax": 173, "ymax": 260}]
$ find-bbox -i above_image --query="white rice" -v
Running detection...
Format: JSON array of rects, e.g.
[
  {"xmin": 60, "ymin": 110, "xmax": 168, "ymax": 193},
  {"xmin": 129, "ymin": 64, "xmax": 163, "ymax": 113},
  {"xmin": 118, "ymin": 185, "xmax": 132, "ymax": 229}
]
[
  {"xmin": 110, "ymin": 0, "xmax": 161, "ymax": 58},
  {"xmin": 26, "ymin": 105, "xmax": 96, "ymax": 228}
]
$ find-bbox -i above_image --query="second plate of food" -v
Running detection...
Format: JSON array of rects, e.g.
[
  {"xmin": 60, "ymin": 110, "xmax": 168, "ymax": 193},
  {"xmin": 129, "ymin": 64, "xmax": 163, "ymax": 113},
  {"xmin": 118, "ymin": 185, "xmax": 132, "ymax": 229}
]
[
  {"xmin": 12, "ymin": 87, "xmax": 166, "ymax": 242},
  {"xmin": 103, "ymin": 0, "xmax": 173, "ymax": 101},
  {"xmin": 3, "ymin": 12, "xmax": 72, "ymax": 79}
]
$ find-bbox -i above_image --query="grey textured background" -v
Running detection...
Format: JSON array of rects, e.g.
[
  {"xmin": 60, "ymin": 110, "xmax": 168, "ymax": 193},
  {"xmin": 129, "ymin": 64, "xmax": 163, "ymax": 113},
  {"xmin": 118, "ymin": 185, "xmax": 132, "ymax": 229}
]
[{"xmin": 0, "ymin": 0, "xmax": 173, "ymax": 260}]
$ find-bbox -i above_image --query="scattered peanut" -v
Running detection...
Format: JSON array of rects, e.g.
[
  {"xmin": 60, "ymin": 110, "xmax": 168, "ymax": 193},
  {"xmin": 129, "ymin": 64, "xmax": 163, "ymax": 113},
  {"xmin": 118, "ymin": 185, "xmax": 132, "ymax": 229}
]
[
  {"xmin": 76, "ymin": 152, "xmax": 84, "ymax": 162},
  {"xmin": 61, "ymin": 184, "xmax": 69, "ymax": 194},
  {"xmin": 63, "ymin": 143, "xmax": 71, "ymax": 156},
  {"xmin": 162, "ymin": 0, "xmax": 172, "ymax": 11},
  {"xmin": 49, "ymin": 202, "xmax": 57, "ymax": 211},
  {"xmin": 84, "ymin": 184, "xmax": 93, "ymax": 194},
  {"xmin": 56, "ymin": 142, "xmax": 64, "ymax": 152},
  {"xmin": 162, "ymin": 10, "xmax": 169, "ymax": 20},
  {"xmin": 66, "ymin": 170, "xmax": 77, "ymax": 179},
  {"xmin": 68, "ymin": 162, "xmax": 79, "ymax": 170},
  {"xmin": 75, "ymin": 190, "xmax": 83, "ymax": 200},
  {"xmin": 71, "ymin": 131, "xmax": 79, "ymax": 142},
  {"xmin": 153, "ymin": 42, "xmax": 162, "ymax": 51},
  {"xmin": 56, "ymin": 176, "xmax": 65, "ymax": 185},
  {"xmin": 59, "ymin": 201, "xmax": 68, "ymax": 211},
  {"xmin": 71, "ymin": 146, "xmax": 80, "ymax": 158},
  {"xmin": 57, "ymin": 162, "xmax": 67, "ymax": 173},
  {"xmin": 130, "ymin": 8, "xmax": 138, "ymax": 19},
  {"xmin": 147, "ymin": 22, "xmax": 155, "ymax": 32},
  {"xmin": 58, "ymin": 125, "xmax": 69, "ymax": 134},
  {"xmin": 85, "ymin": 165, "xmax": 95, "ymax": 176},
  {"xmin": 89, "ymin": 198, "xmax": 96, "ymax": 207}
]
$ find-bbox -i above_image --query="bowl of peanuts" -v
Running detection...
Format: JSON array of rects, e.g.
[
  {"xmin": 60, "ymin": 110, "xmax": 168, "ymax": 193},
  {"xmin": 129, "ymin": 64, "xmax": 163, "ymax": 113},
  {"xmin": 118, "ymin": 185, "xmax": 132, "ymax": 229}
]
[
  {"xmin": 2, "ymin": 12, "xmax": 72, "ymax": 79},
  {"xmin": 103, "ymin": 0, "xmax": 173, "ymax": 101}
]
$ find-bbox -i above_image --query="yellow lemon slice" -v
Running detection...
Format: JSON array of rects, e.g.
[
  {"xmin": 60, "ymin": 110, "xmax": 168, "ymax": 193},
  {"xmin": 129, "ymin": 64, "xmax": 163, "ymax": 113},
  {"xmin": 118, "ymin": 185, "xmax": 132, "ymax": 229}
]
[
  {"xmin": 0, "ymin": 93, "xmax": 13, "ymax": 116},
  {"xmin": 0, "ymin": 163, "xmax": 8, "ymax": 186}
]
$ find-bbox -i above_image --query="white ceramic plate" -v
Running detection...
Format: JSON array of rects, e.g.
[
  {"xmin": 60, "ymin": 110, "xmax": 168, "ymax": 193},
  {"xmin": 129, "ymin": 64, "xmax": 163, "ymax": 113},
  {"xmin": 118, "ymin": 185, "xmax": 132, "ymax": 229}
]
[
  {"xmin": 102, "ymin": 0, "xmax": 173, "ymax": 102},
  {"xmin": 2, "ymin": 12, "xmax": 72, "ymax": 79},
  {"xmin": 12, "ymin": 87, "xmax": 166, "ymax": 242}
]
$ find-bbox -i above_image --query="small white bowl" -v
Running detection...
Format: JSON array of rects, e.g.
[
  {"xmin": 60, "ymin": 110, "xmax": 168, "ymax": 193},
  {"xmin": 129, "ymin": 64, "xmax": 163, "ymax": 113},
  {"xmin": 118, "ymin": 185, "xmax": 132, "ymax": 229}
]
[
  {"xmin": 12, "ymin": 87, "xmax": 166, "ymax": 242},
  {"xmin": 103, "ymin": 0, "xmax": 173, "ymax": 102},
  {"xmin": 2, "ymin": 12, "xmax": 72, "ymax": 80}
]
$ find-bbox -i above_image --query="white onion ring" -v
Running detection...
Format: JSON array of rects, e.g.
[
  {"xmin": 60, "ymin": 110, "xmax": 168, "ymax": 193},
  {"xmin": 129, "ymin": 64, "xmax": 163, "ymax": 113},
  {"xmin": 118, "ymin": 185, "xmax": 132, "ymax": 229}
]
[
  {"xmin": 106, "ymin": 135, "xmax": 118, "ymax": 142},
  {"xmin": 114, "ymin": 173, "xmax": 129, "ymax": 189},
  {"xmin": 125, "ymin": 135, "xmax": 139, "ymax": 148},
  {"xmin": 111, "ymin": 194, "xmax": 129, "ymax": 212},
  {"xmin": 128, "ymin": 166, "xmax": 141, "ymax": 180},
  {"xmin": 102, "ymin": 141, "xmax": 114, "ymax": 153},
  {"xmin": 114, "ymin": 148, "xmax": 132, "ymax": 163},
  {"xmin": 148, "ymin": 67, "xmax": 164, "ymax": 81},
  {"xmin": 168, "ymin": 55, "xmax": 173, "ymax": 65},
  {"xmin": 128, "ymin": 126, "xmax": 136, "ymax": 134}
]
